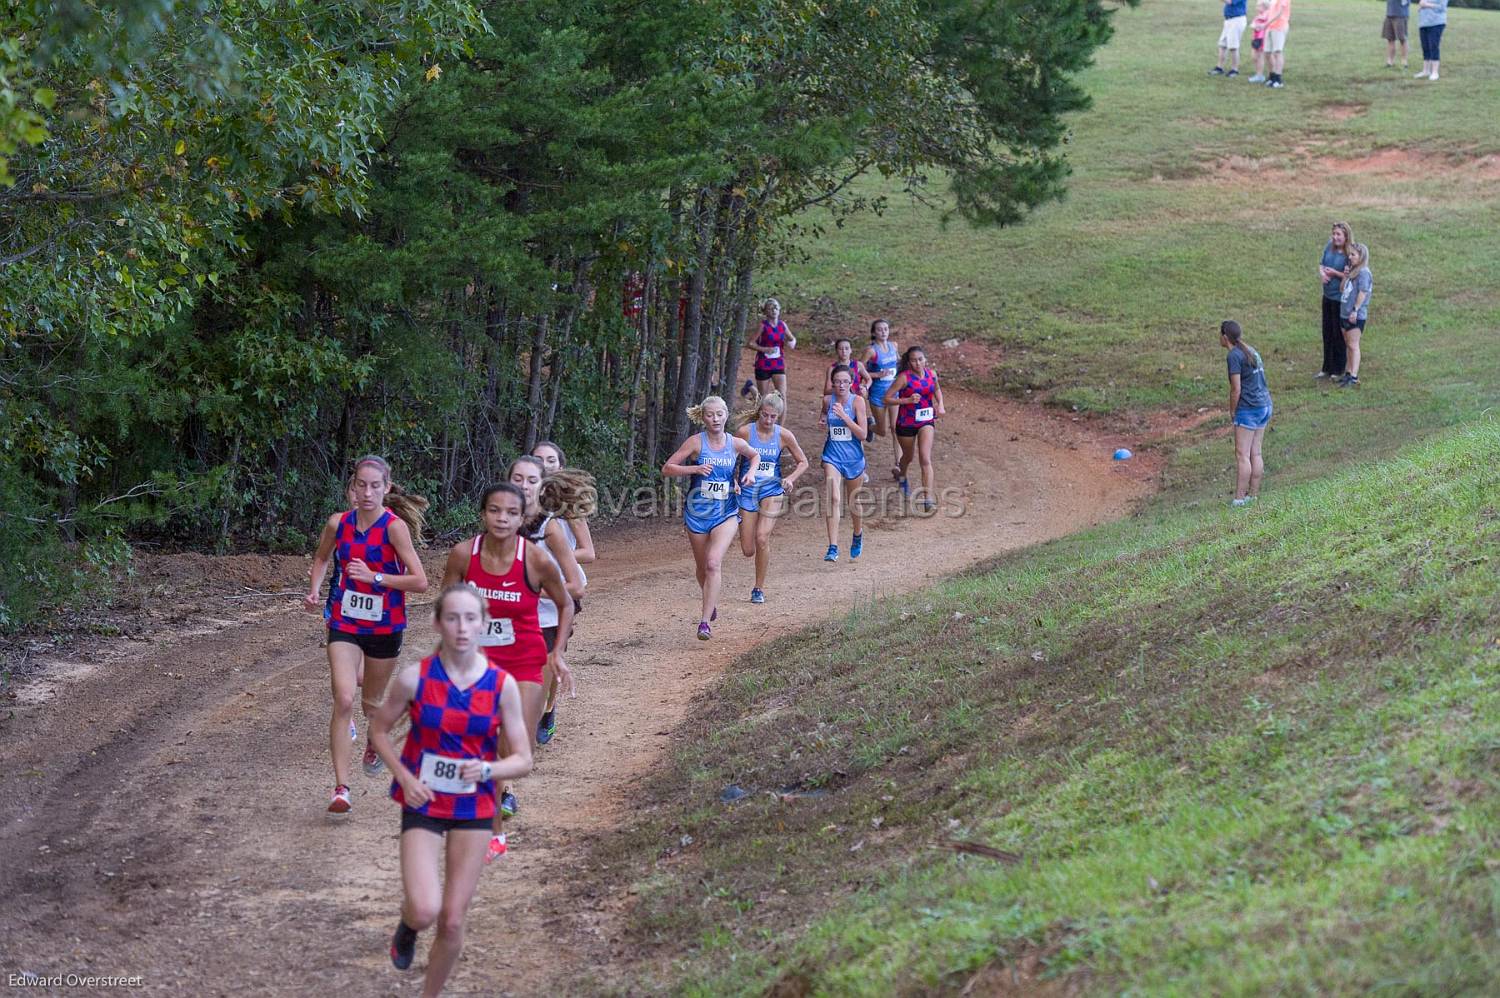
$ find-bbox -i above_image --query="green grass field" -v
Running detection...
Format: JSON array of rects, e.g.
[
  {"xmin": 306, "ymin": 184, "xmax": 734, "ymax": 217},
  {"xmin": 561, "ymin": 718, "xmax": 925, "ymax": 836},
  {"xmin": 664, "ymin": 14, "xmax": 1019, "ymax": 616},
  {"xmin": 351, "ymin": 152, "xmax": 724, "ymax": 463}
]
[
  {"xmin": 774, "ymin": 0, "xmax": 1500, "ymax": 502},
  {"xmin": 604, "ymin": 1, "xmax": 1500, "ymax": 992}
]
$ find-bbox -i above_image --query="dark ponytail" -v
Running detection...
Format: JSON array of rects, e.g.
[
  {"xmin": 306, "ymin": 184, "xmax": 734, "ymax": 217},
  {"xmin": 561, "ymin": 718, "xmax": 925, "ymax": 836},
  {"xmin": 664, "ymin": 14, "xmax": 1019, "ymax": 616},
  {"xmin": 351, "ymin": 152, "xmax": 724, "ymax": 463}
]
[{"xmin": 1220, "ymin": 320, "xmax": 1260, "ymax": 371}]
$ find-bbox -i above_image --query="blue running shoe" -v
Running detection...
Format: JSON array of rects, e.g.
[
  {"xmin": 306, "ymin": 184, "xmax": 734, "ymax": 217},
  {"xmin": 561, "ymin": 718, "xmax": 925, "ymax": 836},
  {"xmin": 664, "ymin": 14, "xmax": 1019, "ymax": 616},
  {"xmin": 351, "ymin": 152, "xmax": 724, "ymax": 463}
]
[
  {"xmin": 824, "ymin": 544, "xmax": 838, "ymax": 562},
  {"xmin": 850, "ymin": 533, "xmax": 863, "ymax": 559},
  {"xmin": 899, "ymin": 478, "xmax": 910, "ymax": 498},
  {"xmin": 390, "ymin": 921, "xmax": 417, "ymax": 970},
  {"xmin": 750, "ymin": 588, "xmax": 765, "ymax": 604},
  {"xmin": 500, "ymin": 790, "xmax": 518, "ymax": 817},
  {"xmin": 536, "ymin": 710, "xmax": 556, "ymax": 746}
]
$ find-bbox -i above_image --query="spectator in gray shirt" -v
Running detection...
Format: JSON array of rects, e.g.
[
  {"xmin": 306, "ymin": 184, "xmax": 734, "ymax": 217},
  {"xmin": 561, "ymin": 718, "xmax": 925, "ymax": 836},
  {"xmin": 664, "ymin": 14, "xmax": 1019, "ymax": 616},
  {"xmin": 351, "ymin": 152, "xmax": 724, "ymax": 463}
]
[
  {"xmin": 1383, "ymin": 0, "xmax": 1410, "ymax": 69},
  {"xmin": 1339, "ymin": 243, "xmax": 1373, "ymax": 387},
  {"xmin": 1416, "ymin": 0, "xmax": 1448, "ymax": 80},
  {"xmin": 1220, "ymin": 320, "xmax": 1272, "ymax": 506}
]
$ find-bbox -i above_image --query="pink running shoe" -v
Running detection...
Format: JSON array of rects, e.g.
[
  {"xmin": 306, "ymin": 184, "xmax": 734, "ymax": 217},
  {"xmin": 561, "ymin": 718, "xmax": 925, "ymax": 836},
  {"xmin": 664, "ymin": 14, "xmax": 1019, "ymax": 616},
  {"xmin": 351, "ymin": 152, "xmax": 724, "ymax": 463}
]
[{"xmin": 486, "ymin": 833, "xmax": 508, "ymax": 863}]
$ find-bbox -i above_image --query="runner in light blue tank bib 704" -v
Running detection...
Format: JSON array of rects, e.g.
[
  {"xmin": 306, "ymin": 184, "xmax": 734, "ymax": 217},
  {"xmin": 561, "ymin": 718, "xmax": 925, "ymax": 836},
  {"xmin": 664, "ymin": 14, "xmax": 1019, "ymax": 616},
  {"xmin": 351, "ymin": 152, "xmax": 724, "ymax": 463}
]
[{"xmin": 684, "ymin": 431, "xmax": 741, "ymax": 535}]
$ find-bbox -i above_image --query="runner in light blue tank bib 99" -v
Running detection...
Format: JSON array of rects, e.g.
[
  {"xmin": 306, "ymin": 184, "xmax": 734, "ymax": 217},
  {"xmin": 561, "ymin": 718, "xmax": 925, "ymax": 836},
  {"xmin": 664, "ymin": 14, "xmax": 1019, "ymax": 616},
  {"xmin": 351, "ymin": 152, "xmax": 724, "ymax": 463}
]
[{"xmin": 738, "ymin": 423, "xmax": 785, "ymax": 512}]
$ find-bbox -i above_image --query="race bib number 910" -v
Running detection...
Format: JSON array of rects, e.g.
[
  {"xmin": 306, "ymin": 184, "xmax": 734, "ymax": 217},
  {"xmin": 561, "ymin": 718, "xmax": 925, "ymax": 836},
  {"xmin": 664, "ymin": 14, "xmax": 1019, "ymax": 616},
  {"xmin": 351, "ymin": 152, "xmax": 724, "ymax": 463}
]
[
  {"xmin": 340, "ymin": 588, "xmax": 382, "ymax": 622},
  {"xmin": 914, "ymin": 406, "xmax": 935, "ymax": 422},
  {"xmin": 419, "ymin": 753, "xmax": 476, "ymax": 795},
  {"xmin": 699, "ymin": 480, "xmax": 730, "ymax": 501},
  {"xmin": 479, "ymin": 617, "xmax": 515, "ymax": 647}
]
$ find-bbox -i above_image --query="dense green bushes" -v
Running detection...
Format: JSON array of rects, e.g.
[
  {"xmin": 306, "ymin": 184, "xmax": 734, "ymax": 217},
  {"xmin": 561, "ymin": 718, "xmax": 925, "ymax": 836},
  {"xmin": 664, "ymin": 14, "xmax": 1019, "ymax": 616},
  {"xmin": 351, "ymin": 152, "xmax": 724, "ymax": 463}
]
[{"xmin": 1, "ymin": 0, "xmax": 1130, "ymax": 628}]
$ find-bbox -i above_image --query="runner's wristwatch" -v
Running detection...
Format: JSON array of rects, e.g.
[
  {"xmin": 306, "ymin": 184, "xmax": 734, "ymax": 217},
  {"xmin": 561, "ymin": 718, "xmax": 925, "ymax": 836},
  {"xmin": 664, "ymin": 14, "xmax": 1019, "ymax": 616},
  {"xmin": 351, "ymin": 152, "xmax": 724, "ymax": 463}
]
[{"xmin": 374, "ymin": 573, "xmax": 384, "ymax": 586}]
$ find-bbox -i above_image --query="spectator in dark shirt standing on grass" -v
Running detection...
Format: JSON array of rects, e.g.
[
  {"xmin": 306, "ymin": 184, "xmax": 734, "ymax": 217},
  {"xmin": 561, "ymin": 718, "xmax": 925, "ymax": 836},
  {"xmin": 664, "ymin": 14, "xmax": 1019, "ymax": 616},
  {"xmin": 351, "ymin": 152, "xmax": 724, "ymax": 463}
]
[
  {"xmin": 1317, "ymin": 222, "xmax": 1352, "ymax": 381},
  {"xmin": 1384, "ymin": 0, "xmax": 1410, "ymax": 69}
]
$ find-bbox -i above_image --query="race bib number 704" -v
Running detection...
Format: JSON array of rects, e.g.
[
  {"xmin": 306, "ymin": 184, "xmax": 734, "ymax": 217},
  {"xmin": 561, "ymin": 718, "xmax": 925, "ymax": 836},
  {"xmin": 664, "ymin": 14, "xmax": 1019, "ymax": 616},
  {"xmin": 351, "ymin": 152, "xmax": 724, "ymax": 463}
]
[{"xmin": 699, "ymin": 480, "xmax": 730, "ymax": 501}]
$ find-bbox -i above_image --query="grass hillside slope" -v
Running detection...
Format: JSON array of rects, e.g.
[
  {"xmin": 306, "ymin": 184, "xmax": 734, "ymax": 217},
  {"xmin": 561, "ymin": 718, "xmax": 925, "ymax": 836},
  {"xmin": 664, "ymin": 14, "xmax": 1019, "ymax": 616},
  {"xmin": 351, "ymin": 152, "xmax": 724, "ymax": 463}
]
[
  {"xmin": 618, "ymin": 424, "xmax": 1500, "ymax": 994},
  {"xmin": 771, "ymin": 0, "xmax": 1500, "ymax": 502},
  {"xmin": 593, "ymin": 1, "xmax": 1500, "ymax": 993}
]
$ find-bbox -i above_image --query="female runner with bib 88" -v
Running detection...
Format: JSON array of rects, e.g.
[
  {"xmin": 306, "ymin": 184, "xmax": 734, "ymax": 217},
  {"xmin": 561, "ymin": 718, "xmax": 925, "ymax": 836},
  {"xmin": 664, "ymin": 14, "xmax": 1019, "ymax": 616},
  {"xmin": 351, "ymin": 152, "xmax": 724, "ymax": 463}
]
[
  {"xmin": 305, "ymin": 456, "xmax": 429, "ymax": 815},
  {"xmin": 369, "ymin": 585, "xmax": 531, "ymax": 995}
]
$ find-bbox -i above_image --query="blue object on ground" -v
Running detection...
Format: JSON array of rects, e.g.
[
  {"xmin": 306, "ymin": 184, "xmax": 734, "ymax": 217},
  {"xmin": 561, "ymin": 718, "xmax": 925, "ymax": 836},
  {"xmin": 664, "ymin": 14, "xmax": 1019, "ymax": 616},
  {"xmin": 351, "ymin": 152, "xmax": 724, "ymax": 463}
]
[{"xmin": 1113, "ymin": 448, "xmax": 1133, "ymax": 461}]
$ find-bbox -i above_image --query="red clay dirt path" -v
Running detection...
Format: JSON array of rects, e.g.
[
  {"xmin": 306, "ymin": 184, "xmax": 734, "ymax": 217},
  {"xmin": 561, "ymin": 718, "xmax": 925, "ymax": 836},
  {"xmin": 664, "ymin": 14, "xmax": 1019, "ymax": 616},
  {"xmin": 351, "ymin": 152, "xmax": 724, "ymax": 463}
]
[{"xmin": 0, "ymin": 345, "xmax": 1158, "ymax": 995}]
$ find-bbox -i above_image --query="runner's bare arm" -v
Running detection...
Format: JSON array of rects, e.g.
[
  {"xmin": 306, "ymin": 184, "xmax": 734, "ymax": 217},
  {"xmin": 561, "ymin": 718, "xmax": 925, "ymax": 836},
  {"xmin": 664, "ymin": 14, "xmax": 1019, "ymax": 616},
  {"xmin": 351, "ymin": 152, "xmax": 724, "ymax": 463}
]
[
  {"xmin": 440, "ymin": 540, "xmax": 469, "ymax": 590},
  {"xmin": 343, "ymin": 518, "xmax": 428, "ymax": 592},
  {"xmin": 849, "ymin": 397, "xmax": 870, "ymax": 440},
  {"xmin": 934, "ymin": 381, "xmax": 946, "ymax": 418},
  {"xmin": 568, "ymin": 518, "xmax": 596, "ymax": 565},
  {"xmin": 884, "ymin": 373, "xmax": 910, "ymax": 407},
  {"xmin": 303, "ymin": 514, "xmax": 342, "ymax": 611},
  {"xmin": 494, "ymin": 676, "xmax": 534, "ymax": 781},
  {"xmin": 528, "ymin": 546, "xmax": 576, "ymax": 697},
  {"xmin": 544, "ymin": 519, "xmax": 585, "ymax": 600},
  {"xmin": 779, "ymin": 429, "xmax": 811, "ymax": 489},
  {"xmin": 732, "ymin": 436, "xmax": 761, "ymax": 486},
  {"xmin": 663, "ymin": 436, "xmax": 709, "ymax": 477},
  {"xmin": 370, "ymin": 664, "xmax": 431, "ymax": 807}
]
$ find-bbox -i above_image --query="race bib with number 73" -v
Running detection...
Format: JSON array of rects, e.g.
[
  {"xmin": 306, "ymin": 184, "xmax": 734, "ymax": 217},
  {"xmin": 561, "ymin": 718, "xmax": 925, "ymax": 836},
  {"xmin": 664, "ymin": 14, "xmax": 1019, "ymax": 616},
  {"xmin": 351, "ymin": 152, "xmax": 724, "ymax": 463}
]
[
  {"xmin": 340, "ymin": 587, "xmax": 383, "ymax": 622},
  {"xmin": 479, "ymin": 617, "xmax": 515, "ymax": 647},
  {"xmin": 419, "ymin": 753, "xmax": 476, "ymax": 795}
]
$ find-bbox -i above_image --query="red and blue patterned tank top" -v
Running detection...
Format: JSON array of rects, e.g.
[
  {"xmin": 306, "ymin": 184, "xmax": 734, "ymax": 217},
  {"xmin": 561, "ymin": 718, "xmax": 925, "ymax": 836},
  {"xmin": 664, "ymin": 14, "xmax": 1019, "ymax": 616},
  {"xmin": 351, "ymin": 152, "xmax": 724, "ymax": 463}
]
[
  {"xmin": 896, "ymin": 368, "xmax": 939, "ymax": 429},
  {"xmin": 390, "ymin": 653, "xmax": 503, "ymax": 820},
  {"xmin": 828, "ymin": 361, "xmax": 865, "ymax": 395},
  {"xmin": 325, "ymin": 509, "xmax": 407, "ymax": 635},
  {"xmin": 755, "ymin": 320, "xmax": 788, "ymax": 374}
]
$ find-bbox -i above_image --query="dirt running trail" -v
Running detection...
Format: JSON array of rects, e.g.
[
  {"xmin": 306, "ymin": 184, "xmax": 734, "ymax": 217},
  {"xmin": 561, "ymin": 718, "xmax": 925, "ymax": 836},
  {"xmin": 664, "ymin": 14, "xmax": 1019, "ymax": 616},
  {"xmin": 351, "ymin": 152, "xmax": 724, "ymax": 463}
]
[{"xmin": 0, "ymin": 351, "xmax": 1154, "ymax": 995}]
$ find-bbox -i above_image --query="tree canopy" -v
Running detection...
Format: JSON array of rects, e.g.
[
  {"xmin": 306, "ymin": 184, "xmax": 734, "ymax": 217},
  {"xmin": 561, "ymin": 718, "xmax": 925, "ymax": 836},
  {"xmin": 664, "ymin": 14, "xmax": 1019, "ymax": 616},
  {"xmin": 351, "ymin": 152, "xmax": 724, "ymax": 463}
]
[{"xmin": 0, "ymin": 0, "xmax": 1130, "ymax": 628}]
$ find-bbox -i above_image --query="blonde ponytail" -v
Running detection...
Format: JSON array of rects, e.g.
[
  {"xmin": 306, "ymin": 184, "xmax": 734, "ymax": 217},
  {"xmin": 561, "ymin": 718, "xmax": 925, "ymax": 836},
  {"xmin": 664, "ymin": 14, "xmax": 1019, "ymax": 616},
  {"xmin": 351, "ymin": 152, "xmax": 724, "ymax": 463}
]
[{"xmin": 686, "ymin": 395, "xmax": 729, "ymax": 427}]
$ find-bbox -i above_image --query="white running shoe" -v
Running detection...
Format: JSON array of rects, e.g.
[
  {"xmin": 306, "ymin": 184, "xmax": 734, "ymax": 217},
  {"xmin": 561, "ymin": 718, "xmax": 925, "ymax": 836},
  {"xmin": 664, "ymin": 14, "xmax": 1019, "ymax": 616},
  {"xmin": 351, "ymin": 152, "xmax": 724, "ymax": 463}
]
[
  {"xmin": 361, "ymin": 742, "xmax": 384, "ymax": 777},
  {"xmin": 328, "ymin": 784, "xmax": 352, "ymax": 814},
  {"xmin": 1413, "ymin": 71, "xmax": 1430, "ymax": 79}
]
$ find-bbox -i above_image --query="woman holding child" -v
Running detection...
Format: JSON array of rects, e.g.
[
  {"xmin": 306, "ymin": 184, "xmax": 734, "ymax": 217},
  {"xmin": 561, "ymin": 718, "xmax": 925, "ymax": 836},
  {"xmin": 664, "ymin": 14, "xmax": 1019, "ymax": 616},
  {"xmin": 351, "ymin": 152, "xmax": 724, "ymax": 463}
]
[{"xmin": 1316, "ymin": 222, "xmax": 1353, "ymax": 381}]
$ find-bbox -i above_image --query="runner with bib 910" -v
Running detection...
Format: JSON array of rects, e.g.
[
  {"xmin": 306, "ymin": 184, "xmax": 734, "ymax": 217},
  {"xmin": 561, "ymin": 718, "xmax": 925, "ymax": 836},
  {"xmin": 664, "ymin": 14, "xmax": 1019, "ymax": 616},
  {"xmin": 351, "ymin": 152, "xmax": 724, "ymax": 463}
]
[{"xmin": 305, "ymin": 456, "xmax": 430, "ymax": 815}]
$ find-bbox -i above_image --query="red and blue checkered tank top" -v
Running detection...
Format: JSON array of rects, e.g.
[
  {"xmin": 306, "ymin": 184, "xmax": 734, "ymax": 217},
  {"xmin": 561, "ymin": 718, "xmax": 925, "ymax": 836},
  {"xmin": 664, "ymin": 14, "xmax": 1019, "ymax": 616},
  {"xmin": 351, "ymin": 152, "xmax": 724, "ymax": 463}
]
[
  {"xmin": 390, "ymin": 653, "xmax": 502, "ymax": 820},
  {"xmin": 896, "ymin": 368, "xmax": 939, "ymax": 429},
  {"xmin": 755, "ymin": 320, "xmax": 788, "ymax": 374},
  {"xmin": 324, "ymin": 509, "xmax": 407, "ymax": 635}
]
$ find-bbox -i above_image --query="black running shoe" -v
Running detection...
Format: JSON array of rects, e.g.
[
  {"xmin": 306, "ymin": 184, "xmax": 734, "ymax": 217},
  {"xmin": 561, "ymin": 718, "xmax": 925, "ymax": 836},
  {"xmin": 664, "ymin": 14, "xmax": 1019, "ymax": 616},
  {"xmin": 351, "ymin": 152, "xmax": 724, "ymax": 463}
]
[{"xmin": 390, "ymin": 921, "xmax": 417, "ymax": 970}]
